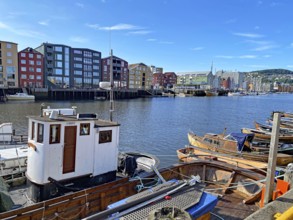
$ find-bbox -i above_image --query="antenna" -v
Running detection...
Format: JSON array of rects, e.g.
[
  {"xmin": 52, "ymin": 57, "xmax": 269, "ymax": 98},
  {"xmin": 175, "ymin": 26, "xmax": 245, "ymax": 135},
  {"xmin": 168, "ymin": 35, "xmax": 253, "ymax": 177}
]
[{"xmin": 110, "ymin": 49, "xmax": 114, "ymax": 121}]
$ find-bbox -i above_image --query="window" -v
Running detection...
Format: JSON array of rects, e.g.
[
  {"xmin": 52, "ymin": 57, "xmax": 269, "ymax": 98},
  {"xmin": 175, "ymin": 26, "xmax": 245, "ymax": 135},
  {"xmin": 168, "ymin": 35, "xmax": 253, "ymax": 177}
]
[
  {"xmin": 29, "ymin": 54, "xmax": 34, "ymax": 58},
  {"xmin": 74, "ymin": 50, "xmax": 82, "ymax": 54},
  {"xmin": 93, "ymin": 65, "xmax": 99, "ymax": 70},
  {"xmin": 37, "ymin": 124, "xmax": 44, "ymax": 143},
  {"xmin": 6, "ymin": 43, "xmax": 11, "ymax": 49},
  {"xmin": 36, "ymin": 76, "xmax": 42, "ymax": 80},
  {"xmin": 50, "ymin": 124, "xmax": 61, "ymax": 144},
  {"xmin": 29, "ymin": 75, "xmax": 35, "ymax": 79},
  {"xmin": 54, "ymin": 46, "xmax": 62, "ymax": 52},
  {"xmin": 21, "ymin": 74, "xmax": 27, "ymax": 79},
  {"xmin": 55, "ymin": 54, "xmax": 63, "ymax": 60},
  {"xmin": 21, "ymin": 53, "xmax": 26, "ymax": 57},
  {"xmin": 93, "ymin": 52, "xmax": 100, "ymax": 57},
  {"xmin": 31, "ymin": 122, "xmax": 35, "ymax": 140},
  {"xmin": 21, "ymin": 67, "xmax": 27, "ymax": 71},
  {"xmin": 74, "ymin": 63, "xmax": 82, "ymax": 68},
  {"xmin": 36, "ymin": 68, "xmax": 41, "ymax": 73},
  {"xmin": 7, "ymin": 52, "xmax": 12, "ymax": 56},
  {"xmin": 80, "ymin": 123, "xmax": 90, "ymax": 135},
  {"xmin": 29, "ymin": 60, "xmax": 34, "ymax": 65},
  {"xmin": 36, "ymin": 61, "xmax": 41, "ymax": 65},
  {"xmin": 37, "ymin": 54, "xmax": 42, "ymax": 59},
  {"xmin": 65, "ymin": 47, "xmax": 69, "ymax": 54},
  {"xmin": 29, "ymin": 67, "xmax": 34, "ymax": 72},
  {"xmin": 54, "ymin": 69, "xmax": 62, "ymax": 75},
  {"xmin": 74, "ymin": 57, "xmax": 82, "ymax": 61},
  {"xmin": 7, "ymin": 59, "xmax": 12, "ymax": 64},
  {"xmin": 55, "ymin": 61, "xmax": 62, "ymax": 68},
  {"xmin": 74, "ymin": 70, "xmax": 82, "ymax": 75},
  {"xmin": 93, "ymin": 59, "xmax": 99, "ymax": 64},
  {"xmin": 99, "ymin": 130, "xmax": 112, "ymax": 144},
  {"xmin": 21, "ymin": 60, "xmax": 26, "ymax": 64}
]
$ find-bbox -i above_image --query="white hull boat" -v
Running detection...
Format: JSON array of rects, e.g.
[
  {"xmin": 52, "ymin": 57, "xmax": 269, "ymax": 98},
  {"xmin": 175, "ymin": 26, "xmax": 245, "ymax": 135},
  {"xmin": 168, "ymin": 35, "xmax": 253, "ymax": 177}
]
[{"xmin": 6, "ymin": 93, "xmax": 35, "ymax": 101}]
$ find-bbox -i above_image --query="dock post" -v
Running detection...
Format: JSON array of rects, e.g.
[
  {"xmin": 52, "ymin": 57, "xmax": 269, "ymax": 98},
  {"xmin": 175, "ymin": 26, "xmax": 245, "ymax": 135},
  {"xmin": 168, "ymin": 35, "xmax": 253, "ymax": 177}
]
[{"xmin": 264, "ymin": 112, "xmax": 280, "ymax": 205}]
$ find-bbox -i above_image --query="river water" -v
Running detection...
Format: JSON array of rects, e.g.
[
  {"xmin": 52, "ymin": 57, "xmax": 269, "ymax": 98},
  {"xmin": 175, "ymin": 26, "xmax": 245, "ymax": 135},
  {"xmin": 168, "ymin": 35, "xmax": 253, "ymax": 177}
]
[{"xmin": 0, "ymin": 94, "xmax": 292, "ymax": 167}]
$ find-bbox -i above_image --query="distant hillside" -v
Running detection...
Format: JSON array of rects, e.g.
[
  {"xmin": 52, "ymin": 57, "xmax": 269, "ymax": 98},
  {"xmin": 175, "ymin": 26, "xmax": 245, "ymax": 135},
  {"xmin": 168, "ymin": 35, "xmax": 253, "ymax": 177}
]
[{"xmin": 247, "ymin": 69, "xmax": 293, "ymax": 75}]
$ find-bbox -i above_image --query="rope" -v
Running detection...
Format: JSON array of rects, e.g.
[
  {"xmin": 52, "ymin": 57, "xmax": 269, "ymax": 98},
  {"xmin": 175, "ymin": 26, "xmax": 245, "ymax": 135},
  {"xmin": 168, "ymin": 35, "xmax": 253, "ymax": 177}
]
[{"xmin": 211, "ymin": 212, "xmax": 225, "ymax": 220}]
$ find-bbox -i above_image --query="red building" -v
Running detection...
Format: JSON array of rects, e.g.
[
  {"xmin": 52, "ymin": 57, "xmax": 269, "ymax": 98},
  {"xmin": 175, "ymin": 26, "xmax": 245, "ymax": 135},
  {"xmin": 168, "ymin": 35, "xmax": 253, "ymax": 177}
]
[
  {"xmin": 221, "ymin": 77, "xmax": 231, "ymax": 89},
  {"xmin": 152, "ymin": 73, "xmax": 164, "ymax": 88},
  {"xmin": 163, "ymin": 72, "xmax": 177, "ymax": 88},
  {"xmin": 102, "ymin": 56, "xmax": 128, "ymax": 89},
  {"xmin": 18, "ymin": 47, "xmax": 44, "ymax": 88}
]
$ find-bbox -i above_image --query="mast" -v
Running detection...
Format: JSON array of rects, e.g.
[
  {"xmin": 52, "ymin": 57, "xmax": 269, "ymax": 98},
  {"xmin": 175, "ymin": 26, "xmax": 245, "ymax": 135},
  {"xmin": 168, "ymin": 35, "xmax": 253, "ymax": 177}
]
[{"xmin": 110, "ymin": 49, "xmax": 114, "ymax": 121}]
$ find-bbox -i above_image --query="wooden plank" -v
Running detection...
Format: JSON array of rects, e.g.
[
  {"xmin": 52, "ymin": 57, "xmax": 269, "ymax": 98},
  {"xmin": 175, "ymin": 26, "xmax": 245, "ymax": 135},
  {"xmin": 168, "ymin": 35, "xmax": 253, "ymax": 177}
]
[
  {"xmin": 222, "ymin": 171, "xmax": 236, "ymax": 194},
  {"xmin": 264, "ymin": 113, "xmax": 280, "ymax": 205}
]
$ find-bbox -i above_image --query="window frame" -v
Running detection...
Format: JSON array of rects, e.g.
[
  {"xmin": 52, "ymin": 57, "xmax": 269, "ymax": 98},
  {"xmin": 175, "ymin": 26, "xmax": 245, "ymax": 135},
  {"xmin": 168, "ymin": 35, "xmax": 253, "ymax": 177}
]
[
  {"xmin": 99, "ymin": 130, "xmax": 112, "ymax": 144},
  {"xmin": 49, "ymin": 124, "xmax": 61, "ymax": 144},
  {"xmin": 37, "ymin": 123, "xmax": 44, "ymax": 143},
  {"xmin": 80, "ymin": 123, "xmax": 90, "ymax": 136}
]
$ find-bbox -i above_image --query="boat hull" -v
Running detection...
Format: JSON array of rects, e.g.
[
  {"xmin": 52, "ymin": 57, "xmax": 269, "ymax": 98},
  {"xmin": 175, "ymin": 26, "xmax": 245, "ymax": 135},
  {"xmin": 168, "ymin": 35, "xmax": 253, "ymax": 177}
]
[{"xmin": 188, "ymin": 132, "xmax": 293, "ymax": 166}]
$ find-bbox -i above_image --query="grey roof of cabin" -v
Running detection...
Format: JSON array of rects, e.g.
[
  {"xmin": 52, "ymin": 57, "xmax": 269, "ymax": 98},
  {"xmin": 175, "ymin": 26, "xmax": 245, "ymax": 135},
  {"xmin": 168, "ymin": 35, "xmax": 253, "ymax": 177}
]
[{"xmin": 27, "ymin": 115, "xmax": 120, "ymax": 127}]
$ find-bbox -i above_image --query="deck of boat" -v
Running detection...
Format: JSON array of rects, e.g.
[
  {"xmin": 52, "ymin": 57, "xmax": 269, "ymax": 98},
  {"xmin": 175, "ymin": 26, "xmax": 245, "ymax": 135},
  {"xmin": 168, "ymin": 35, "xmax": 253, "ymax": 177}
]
[{"xmin": 208, "ymin": 184, "xmax": 259, "ymax": 220}]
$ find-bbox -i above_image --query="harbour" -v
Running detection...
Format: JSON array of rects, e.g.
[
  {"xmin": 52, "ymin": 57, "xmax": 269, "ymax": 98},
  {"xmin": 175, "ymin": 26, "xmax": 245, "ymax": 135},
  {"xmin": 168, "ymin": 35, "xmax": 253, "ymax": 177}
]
[{"xmin": 1, "ymin": 93, "xmax": 293, "ymax": 168}]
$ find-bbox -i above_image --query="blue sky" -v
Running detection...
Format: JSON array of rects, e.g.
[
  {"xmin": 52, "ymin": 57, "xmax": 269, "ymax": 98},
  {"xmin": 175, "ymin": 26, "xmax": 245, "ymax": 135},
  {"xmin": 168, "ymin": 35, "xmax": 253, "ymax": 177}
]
[{"xmin": 0, "ymin": 0, "xmax": 292, "ymax": 73}]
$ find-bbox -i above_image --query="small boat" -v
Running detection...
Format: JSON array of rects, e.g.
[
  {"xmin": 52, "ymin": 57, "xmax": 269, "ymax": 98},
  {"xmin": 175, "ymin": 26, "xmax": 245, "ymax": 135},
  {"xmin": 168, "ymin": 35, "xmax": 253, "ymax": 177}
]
[
  {"xmin": 0, "ymin": 123, "xmax": 28, "ymax": 148},
  {"xmin": 177, "ymin": 145, "xmax": 268, "ymax": 171},
  {"xmin": 188, "ymin": 132, "xmax": 293, "ymax": 166},
  {"xmin": 205, "ymin": 90, "xmax": 218, "ymax": 96},
  {"xmin": 94, "ymin": 96, "xmax": 106, "ymax": 101},
  {"xmin": 6, "ymin": 93, "xmax": 35, "ymax": 101},
  {"xmin": 242, "ymin": 127, "xmax": 293, "ymax": 144},
  {"xmin": 162, "ymin": 92, "xmax": 175, "ymax": 97},
  {"xmin": 254, "ymin": 121, "xmax": 293, "ymax": 135},
  {"xmin": 176, "ymin": 92, "xmax": 186, "ymax": 97},
  {"xmin": 227, "ymin": 92, "xmax": 246, "ymax": 96}
]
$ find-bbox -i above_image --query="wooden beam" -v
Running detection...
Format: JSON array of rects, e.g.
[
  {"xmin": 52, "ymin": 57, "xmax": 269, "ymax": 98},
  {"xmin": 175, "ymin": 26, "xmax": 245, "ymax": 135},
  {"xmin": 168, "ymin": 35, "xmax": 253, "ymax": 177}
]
[{"xmin": 264, "ymin": 112, "xmax": 280, "ymax": 205}]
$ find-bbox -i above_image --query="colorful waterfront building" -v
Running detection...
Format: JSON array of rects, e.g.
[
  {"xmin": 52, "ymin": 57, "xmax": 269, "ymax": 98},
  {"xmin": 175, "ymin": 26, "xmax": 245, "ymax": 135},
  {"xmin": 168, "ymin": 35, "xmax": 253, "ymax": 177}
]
[
  {"xmin": 163, "ymin": 72, "xmax": 177, "ymax": 88},
  {"xmin": 35, "ymin": 43, "xmax": 101, "ymax": 89},
  {"xmin": 0, "ymin": 41, "xmax": 19, "ymax": 87},
  {"xmin": 102, "ymin": 55, "xmax": 128, "ymax": 89},
  {"xmin": 129, "ymin": 63, "xmax": 152, "ymax": 89},
  {"xmin": 18, "ymin": 47, "xmax": 44, "ymax": 88},
  {"xmin": 152, "ymin": 73, "xmax": 164, "ymax": 89},
  {"xmin": 176, "ymin": 71, "xmax": 213, "ymax": 89}
]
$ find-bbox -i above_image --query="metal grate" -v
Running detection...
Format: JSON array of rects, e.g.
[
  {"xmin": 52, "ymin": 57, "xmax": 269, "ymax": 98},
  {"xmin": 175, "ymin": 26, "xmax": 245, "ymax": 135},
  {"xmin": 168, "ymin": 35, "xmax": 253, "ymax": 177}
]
[{"xmin": 120, "ymin": 184, "xmax": 205, "ymax": 220}]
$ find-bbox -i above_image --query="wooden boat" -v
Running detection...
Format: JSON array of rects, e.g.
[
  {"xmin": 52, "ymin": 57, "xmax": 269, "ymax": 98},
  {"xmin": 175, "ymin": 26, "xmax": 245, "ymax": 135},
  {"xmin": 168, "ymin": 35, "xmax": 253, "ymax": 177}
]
[
  {"xmin": 205, "ymin": 90, "xmax": 218, "ymax": 96},
  {"xmin": 6, "ymin": 93, "xmax": 35, "ymax": 101},
  {"xmin": 188, "ymin": 132, "xmax": 293, "ymax": 166},
  {"xmin": 242, "ymin": 127, "xmax": 293, "ymax": 143},
  {"xmin": 0, "ymin": 160, "xmax": 266, "ymax": 220},
  {"xmin": 177, "ymin": 146, "xmax": 268, "ymax": 171},
  {"xmin": 254, "ymin": 121, "xmax": 293, "ymax": 135}
]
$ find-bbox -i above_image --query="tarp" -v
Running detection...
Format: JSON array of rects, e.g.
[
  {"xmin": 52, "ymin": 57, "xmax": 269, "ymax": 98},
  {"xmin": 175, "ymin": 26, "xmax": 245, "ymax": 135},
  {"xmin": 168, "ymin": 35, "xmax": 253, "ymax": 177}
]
[{"xmin": 230, "ymin": 133, "xmax": 253, "ymax": 152}]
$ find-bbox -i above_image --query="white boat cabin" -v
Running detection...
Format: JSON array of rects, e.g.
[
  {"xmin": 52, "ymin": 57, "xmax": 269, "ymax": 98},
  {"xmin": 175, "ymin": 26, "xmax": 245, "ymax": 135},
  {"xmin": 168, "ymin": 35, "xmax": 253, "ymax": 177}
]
[{"xmin": 26, "ymin": 107, "xmax": 120, "ymax": 202}]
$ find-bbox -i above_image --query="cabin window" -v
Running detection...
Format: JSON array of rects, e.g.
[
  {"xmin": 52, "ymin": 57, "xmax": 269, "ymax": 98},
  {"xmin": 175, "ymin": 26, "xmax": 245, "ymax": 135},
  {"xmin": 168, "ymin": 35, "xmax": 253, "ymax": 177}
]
[
  {"xmin": 31, "ymin": 122, "xmax": 35, "ymax": 140},
  {"xmin": 37, "ymin": 123, "xmax": 44, "ymax": 143},
  {"xmin": 50, "ymin": 124, "xmax": 61, "ymax": 144},
  {"xmin": 99, "ymin": 130, "xmax": 112, "ymax": 144},
  {"xmin": 80, "ymin": 123, "xmax": 90, "ymax": 135}
]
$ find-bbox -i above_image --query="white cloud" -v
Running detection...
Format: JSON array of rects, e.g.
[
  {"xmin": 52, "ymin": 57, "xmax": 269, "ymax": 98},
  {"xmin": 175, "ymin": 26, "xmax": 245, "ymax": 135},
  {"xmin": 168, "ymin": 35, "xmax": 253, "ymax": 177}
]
[
  {"xmin": 158, "ymin": 41, "xmax": 174, "ymax": 44},
  {"xmin": 0, "ymin": 21, "xmax": 9, "ymax": 29},
  {"xmin": 239, "ymin": 55, "xmax": 257, "ymax": 59},
  {"xmin": 191, "ymin": 47, "xmax": 204, "ymax": 51},
  {"xmin": 246, "ymin": 40, "xmax": 270, "ymax": 45},
  {"xmin": 252, "ymin": 45, "xmax": 277, "ymax": 51},
  {"xmin": 287, "ymin": 65, "xmax": 293, "ymax": 68},
  {"xmin": 128, "ymin": 30, "xmax": 152, "ymax": 35},
  {"xmin": 38, "ymin": 20, "xmax": 50, "ymax": 26},
  {"xmin": 0, "ymin": 21, "xmax": 45, "ymax": 38},
  {"xmin": 87, "ymin": 23, "xmax": 141, "ymax": 31},
  {"xmin": 233, "ymin": 32, "xmax": 264, "ymax": 38},
  {"xmin": 70, "ymin": 36, "xmax": 88, "ymax": 43},
  {"xmin": 75, "ymin": 2, "xmax": 84, "ymax": 8},
  {"xmin": 147, "ymin": 38, "xmax": 157, "ymax": 42},
  {"xmin": 263, "ymin": 55, "xmax": 271, "ymax": 58},
  {"xmin": 246, "ymin": 64, "xmax": 268, "ymax": 68},
  {"xmin": 215, "ymin": 55, "xmax": 234, "ymax": 59}
]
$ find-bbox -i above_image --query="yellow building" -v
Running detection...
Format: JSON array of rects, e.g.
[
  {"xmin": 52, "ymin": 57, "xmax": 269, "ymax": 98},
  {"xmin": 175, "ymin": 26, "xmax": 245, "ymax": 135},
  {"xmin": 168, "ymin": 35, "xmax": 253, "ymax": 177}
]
[
  {"xmin": 0, "ymin": 41, "xmax": 19, "ymax": 87},
  {"xmin": 128, "ymin": 63, "xmax": 153, "ymax": 89}
]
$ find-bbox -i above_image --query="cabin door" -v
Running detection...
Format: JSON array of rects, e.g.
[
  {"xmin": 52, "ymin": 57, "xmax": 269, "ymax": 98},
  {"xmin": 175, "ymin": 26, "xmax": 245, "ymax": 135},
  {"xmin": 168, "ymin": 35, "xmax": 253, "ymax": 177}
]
[{"xmin": 63, "ymin": 126, "xmax": 77, "ymax": 173}]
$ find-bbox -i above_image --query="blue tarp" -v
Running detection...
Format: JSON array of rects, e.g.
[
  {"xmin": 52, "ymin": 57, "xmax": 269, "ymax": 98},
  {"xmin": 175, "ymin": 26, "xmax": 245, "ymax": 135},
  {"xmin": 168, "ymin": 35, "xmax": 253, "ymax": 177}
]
[{"xmin": 230, "ymin": 133, "xmax": 252, "ymax": 152}]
